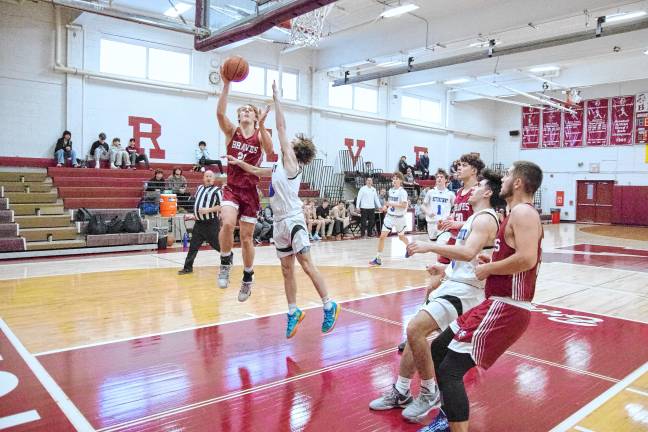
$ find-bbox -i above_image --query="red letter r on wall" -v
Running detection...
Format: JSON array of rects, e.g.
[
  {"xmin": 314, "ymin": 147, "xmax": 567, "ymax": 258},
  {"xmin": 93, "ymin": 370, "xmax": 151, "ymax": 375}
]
[{"xmin": 128, "ymin": 116, "xmax": 165, "ymax": 159}]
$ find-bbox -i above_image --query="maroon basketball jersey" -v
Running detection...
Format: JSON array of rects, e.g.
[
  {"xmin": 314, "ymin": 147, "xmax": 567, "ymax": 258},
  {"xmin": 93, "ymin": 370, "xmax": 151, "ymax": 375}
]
[
  {"xmin": 227, "ymin": 128, "xmax": 263, "ymax": 189},
  {"xmin": 450, "ymin": 187, "xmax": 474, "ymax": 238},
  {"xmin": 485, "ymin": 204, "xmax": 543, "ymax": 301}
]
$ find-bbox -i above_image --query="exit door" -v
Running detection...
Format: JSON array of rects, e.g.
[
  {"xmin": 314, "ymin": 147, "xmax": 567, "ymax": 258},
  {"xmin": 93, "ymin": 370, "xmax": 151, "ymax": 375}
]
[{"xmin": 576, "ymin": 180, "xmax": 614, "ymax": 223}]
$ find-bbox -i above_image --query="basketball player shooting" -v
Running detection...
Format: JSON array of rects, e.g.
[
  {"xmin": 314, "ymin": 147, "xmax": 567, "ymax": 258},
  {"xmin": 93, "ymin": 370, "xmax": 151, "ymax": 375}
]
[
  {"xmin": 216, "ymin": 59, "xmax": 274, "ymax": 302},
  {"xmin": 227, "ymin": 81, "xmax": 340, "ymax": 338}
]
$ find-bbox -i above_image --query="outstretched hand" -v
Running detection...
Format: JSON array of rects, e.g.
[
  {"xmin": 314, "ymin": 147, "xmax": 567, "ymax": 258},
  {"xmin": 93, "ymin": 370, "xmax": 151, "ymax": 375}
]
[
  {"xmin": 271, "ymin": 80, "xmax": 279, "ymax": 100},
  {"xmin": 259, "ymin": 104, "xmax": 271, "ymax": 126},
  {"xmin": 406, "ymin": 241, "xmax": 430, "ymax": 257}
]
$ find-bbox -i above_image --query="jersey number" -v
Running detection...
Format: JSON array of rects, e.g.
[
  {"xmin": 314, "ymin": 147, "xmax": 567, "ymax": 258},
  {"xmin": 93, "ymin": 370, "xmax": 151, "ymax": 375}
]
[
  {"xmin": 237, "ymin": 152, "xmax": 245, "ymax": 160},
  {"xmin": 493, "ymin": 238, "xmax": 501, "ymax": 252}
]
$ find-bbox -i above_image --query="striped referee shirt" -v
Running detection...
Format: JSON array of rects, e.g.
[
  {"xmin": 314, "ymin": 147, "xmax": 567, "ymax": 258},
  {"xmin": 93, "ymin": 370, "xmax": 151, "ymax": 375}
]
[{"xmin": 193, "ymin": 185, "xmax": 221, "ymax": 221}]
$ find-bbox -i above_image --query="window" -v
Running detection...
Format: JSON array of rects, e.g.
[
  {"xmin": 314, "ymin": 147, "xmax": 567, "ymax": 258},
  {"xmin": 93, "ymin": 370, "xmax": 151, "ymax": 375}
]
[
  {"xmin": 401, "ymin": 95, "xmax": 442, "ymax": 123},
  {"xmin": 99, "ymin": 38, "xmax": 191, "ymax": 85},
  {"xmin": 231, "ymin": 65, "xmax": 299, "ymax": 100},
  {"xmin": 328, "ymin": 82, "xmax": 378, "ymax": 113}
]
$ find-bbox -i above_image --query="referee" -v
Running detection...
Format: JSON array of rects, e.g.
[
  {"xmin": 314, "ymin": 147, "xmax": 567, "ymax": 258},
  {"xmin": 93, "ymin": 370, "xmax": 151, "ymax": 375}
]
[{"xmin": 178, "ymin": 170, "xmax": 222, "ymax": 275}]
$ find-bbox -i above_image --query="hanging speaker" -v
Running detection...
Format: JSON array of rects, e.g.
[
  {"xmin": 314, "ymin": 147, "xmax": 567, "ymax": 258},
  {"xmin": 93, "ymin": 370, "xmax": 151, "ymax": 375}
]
[{"xmin": 509, "ymin": 130, "xmax": 520, "ymax": 136}]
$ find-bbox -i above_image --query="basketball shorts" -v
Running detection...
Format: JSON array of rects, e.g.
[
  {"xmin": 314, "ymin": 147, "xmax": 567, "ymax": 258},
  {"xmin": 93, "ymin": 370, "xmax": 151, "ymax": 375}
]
[
  {"xmin": 221, "ymin": 185, "xmax": 259, "ymax": 224},
  {"xmin": 382, "ymin": 214, "xmax": 407, "ymax": 234},
  {"xmin": 419, "ymin": 280, "xmax": 484, "ymax": 330},
  {"xmin": 448, "ymin": 298, "xmax": 531, "ymax": 369},
  {"xmin": 274, "ymin": 214, "xmax": 311, "ymax": 259}
]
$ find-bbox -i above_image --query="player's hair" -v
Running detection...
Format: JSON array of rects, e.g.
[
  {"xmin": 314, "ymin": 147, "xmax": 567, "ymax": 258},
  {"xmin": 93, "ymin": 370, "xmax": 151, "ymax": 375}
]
[
  {"xmin": 435, "ymin": 168, "xmax": 449, "ymax": 180},
  {"xmin": 459, "ymin": 153, "xmax": 485, "ymax": 175},
  {"xmin": 237, "ymin": 104, "xmax": 259, "ymax": 122},
  {"xmin": 481, "ymin": 169, "xmax": 506, "ymax": 209},
  {"xmin": 512, "ymin": 161, "xmax": 543, "ymax": 194},
  {"xmin": 293, "ymin": 134, "xmax": 316, "ymax": 165},
  {"xmin": 393, "ymin": 171, "xmax": 404, "ymax": 181}
]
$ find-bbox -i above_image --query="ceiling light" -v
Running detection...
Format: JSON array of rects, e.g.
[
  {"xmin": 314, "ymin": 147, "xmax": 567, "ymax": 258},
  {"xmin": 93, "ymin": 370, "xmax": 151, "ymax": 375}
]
[
  {"xmin": 605, "ymin": 10, "xmax": 647, "ymax": 23},
  {"xmin": 528, "ymin": 65, "xmax": 560, "ymax": 73},
  {"xmin": 377, "ymin": 60, "xmax": 405, "ymax": 67},
  {"xmin": 380, "ymin": 3, "xmax": 419, "ymax": 18},
  {"xmin": 644, "ymin": 49, "xmax": 648, "ymax": 55},
  {"xmin": 468, "ymin": 39, "xmax": 500, "ymax": 48},
  {"xmin": 399, "ymin": 80, "xmax": 437, "ymax": 89},
  {"xmin": 443, "ymin": 78, "xmax": 470, "ymax": 85},
  {"xmin": 164, "ymin": 2, "xmax": 192, "ymax": 18}
]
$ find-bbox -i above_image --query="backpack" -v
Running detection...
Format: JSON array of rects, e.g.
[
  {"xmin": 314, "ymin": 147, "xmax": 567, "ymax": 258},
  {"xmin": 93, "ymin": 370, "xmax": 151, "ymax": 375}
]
[
  {"xmin": 139, "ymin": 200, "xmax": 159, "ymax": 215},
  {"xmin": 107, "ymin": 215, "xmax": 124, "ymax": 234},
  {"xmin": 87, "ymin": 214, "xmax": 107, "ymax": 235},
  {"xmin": 75, "ymin": 207, "xmax": 93, "ymax": 222},
  {"xmin": 123, "ymin": 211, "xmax": 144, "ymax": 233}
]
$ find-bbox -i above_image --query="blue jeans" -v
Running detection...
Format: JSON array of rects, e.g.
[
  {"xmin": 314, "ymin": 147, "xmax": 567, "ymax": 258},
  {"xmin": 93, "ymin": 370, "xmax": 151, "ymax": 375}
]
[{"xmin": 55, "ymin": 148, "xmax": 77, "ymax": 165}]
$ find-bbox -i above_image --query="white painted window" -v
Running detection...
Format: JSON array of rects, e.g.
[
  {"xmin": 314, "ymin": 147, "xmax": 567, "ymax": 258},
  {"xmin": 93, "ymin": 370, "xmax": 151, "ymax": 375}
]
[
  {"xmin": 232, "ymin": 65, "xmax": 265, "ymax": 95},
  {"xmin": 281, "ymin": 71, "xmax": 298, "ymax": 101},
  {"xmin": 328, "ymin": 82, "xmax": 378, "ymax": 113},
  {"xmin": 401, "ymin": 95, "xmax": 442, "ymax": 123},
  {"xmin": 148, "ymin": 48, "xmax": 191, "ymax": 84},
  {"xmin": 232, "ymin": 65, "xmax": 299, "ymax": 100},
  {"xmin": 328, "ymin": 82, "xmax": 353, "ymax": 109}
]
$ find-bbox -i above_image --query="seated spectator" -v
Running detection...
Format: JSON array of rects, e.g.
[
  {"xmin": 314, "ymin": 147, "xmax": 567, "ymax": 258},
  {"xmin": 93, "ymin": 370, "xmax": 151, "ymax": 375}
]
[
  {"xmin": 254, "ymin": 205, "xmax": 274, "ymax": 244},
  {"xmin": 194, "ymin": 141, "xmax": 224, "ymax": 175},
  {"xmin": 89, "ymin": 132, "xmax": 109, "ymax": 169},
  {"xmin": 414, "ymin": 198, "xmax": 426, "ymax": 231},
  {"xmin": 404, "ymin": 167, "xmax": 421, "ymax": 197},
  {"xmin": 304, "ymin": 200, "xmax": 322, "ymax": 240},
  {"xmin": 54, "ymin": 130, "xmax": 78, "ymax": 167},
  {"xmin": 398, "ymin": 155, "xmax": 410, "ymax": 175},
  {"xmin": 417, "ymin": 150, "xmax": 430, "ymax": 179},
  {"xmin": 110, "ymin": 138, "xmax": 130, "ymax": 169},
  {"xmin": 167, "ymin": 168, "xmax": 191, "ymax": 212},
  {"xmin": 316, "ymin": 199, "xmax": 334, "ymax": 240},
  {"xmin": 126, "ymin": 138, "xmax": 150, "ymax": 169},
  {"xmin": 146, "ymin": 169, "xmax": 166, "ymax": 192},
  {"xmin": 331, "ymin": 201, "xmax": 350, "ymax": 240}
]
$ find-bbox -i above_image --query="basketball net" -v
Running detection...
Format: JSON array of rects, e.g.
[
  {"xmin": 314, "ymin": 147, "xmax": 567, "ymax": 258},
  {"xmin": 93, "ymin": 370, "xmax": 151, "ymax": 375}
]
[{"xmin": 289, "ymin": 5, "xmax": 333, "ymax": 47}]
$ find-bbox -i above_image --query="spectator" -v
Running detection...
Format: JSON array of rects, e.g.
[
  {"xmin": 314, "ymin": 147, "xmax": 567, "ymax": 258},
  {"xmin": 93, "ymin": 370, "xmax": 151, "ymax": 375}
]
[
  {"xmin": 449, "ymin": 160, "xmax": 462, "ymax": 191},
  {"xmin": 126, "ymin": 138, "xmax": 150, "ymax": 169},
  {"xmin": 54, "ymin": 130, "xmax": 78, "ymax": 168},
  {"xmin": 331, "ymin": 201, "xmax": 350, "ymax": 240},
  {"xmin": 316, "ymin": 199, "xmax": 334, "ymax": 239},
  {"xmin": 110, "ymin": 138, "xmax": 130, "ymax": 169},
  {"xmin": 418, "ymin": 150, "xmax": 430, "ymax": 179},
  {"xmin": 146, "ymin": 169, "xmax": 166, "ymax": 192},
  {"xmin": 347, "ymin": 199, "xmax": 361, "ymax": 226},
  {"xmin": 404, "ymin": 167, "xmax": 421, "ymax": 197},
  {"xmin": 414, "ymin": 198, "xmax": 426, "ymax": 231},
  {"xmin": 254, "ymin": 205, "xmax": 274, "ymax": 244},
  {"xmin": 378, "ymin": 188, "xmax": 387, "ymax": 206},
  {"xmin": 398, "ymin": 155, "xmax": 410, "ymax": 175},
  {"xmin": 194, "ymin": 141, "xmax": 224, "ymax": 175},
  {"xmin": 376, "ymin": 187, "xmax": 387, "ymax": 232},
  {"xmin": 89, "ymin": 132, "xmax": 109, "ymax": 169},
  {"xmin": 356, "ymin": 177, "xmax": 381, "ymax": 238},
  {"xmin": 167, "ymin": 168, "xmax": 191, "ymax": 212},
  {"xmin": 304, "ymin": 200, "xmax": 322, "ymax": 240}
]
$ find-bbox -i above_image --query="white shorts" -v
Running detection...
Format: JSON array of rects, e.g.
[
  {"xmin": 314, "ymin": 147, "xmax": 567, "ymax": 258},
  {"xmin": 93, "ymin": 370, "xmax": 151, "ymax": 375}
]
[
  {"xmin": 382, "ymin": 214, "xmax": 407, "ymax": 234},
  {"xmin": 274, "ymin": 214, "xmax": 311, "ymax": 259},
  {"xmin": 419, "ymin": 280, "xmax": 484, "ymax": 330}
]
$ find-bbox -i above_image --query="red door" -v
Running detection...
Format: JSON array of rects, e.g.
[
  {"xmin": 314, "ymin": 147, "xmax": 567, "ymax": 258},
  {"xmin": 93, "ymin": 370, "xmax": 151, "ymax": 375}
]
[
  {"xmin": 594, "ymin": 181, "xmax": 614, "ymax": 223},
  {"xmin": 576, "ymin": 180, "xmax": 615, "ymax": 224}
]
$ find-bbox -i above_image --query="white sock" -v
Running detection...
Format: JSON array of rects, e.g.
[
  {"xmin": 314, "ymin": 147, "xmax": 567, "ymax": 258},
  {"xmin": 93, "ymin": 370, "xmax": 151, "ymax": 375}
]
[
  {"xmin": 244, "ymin": 267, "xmax": 253, "ymax": 273},
  {"xmin": 288, "ymin": 304, "xmax": 298, "ymax": 315},
  {"xmin": 376, "ymin": 252, "xmax": 382, "ymax": 259},
  {"xmin": 322, "ymin": 296, "xmax": 333, "ymax": 310},
  {"xmin": 395, "ymin": 376, "xmax": 411, "ymax": 395},
  {"xmin": 220, "ymin": 252, "xmax": 231, "ymax": 258},
  {"xmin": 421, "ymin": 378, "xmax": 437, "ymax": 393}
]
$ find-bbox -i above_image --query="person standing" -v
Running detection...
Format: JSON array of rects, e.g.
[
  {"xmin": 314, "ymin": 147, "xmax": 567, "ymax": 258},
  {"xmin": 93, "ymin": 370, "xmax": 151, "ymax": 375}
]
[
  {"xmin": 356, "ymin": 177, "xmax": 381, "ymax": 238},
  {"xmin": 418, "ymin": 151, "xmax": 430, "ymax": 180},
  {"xmin": 178, "ymin": 171, "xmax": 222, "ymax": 275},
  {"xmin": 54, "ymin": 130, "xmax": 78, "ymax": 167},
  {"xmin": 422, "ymin": 169, "xmax": 455, "ymax": 241}
]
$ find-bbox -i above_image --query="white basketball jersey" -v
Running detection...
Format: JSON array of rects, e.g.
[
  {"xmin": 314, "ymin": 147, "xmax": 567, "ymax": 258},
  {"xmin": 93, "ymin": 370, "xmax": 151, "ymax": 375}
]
[
  {"xmin": 386, "ymin": 187, "xmax": 408, "ymax": 216},
  {"xmin": 444, "ymin": 208, "xmax": 499, "ymax": 288},
  {"xmin": 269, "ymin": 159, "xmax": 303, "ymax": 222},
  {"xmin": 423, "ymin": 187, "xmax": 455, "ymax": 222}
]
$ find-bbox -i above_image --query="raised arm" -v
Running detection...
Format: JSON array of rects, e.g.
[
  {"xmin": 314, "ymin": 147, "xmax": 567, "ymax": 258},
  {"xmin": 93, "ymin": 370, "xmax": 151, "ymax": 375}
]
[
  {"xmin": 226, "ymin": 155, "xmax": 272, "ymax": 178},
  {"xmin": 272, "ymin": 81, "xmax": 299, "ymax": 176},
  {"xmin": 217, "ymin": 67, "xmax": 236, "ymax": 140},
  {"xmin": 257, "ymin": 104, "xmax": 274, "ymax": 158}
]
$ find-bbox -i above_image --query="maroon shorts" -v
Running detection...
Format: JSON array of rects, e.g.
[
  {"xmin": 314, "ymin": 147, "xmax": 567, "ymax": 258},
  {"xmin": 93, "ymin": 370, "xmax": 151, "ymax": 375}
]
[
  {"xmin": 221, "ymin": 185, "xmax": 259, "ymax": 224},
  {"xmin": 449, "ymin": 298, "xmax": 530, "ymax": 369}
]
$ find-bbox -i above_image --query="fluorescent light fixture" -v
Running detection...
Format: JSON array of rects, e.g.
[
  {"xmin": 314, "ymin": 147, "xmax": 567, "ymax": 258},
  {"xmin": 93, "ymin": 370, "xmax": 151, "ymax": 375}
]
[
  {"xmin": 468, "ymin": 39, "xmax": 500, "ymax": 48},
  {"xmin": 605, "ymin": 10, "xmax": 647, "ymax": 23},
  {"xmin": 377, "ymin": 60, "xmax": 405, "ymax": 67},
  {"xmin": 644, "ymin": 48, "xmax": 648, "ymax": 55},
  {"xmin": 399, "ymin": 80, "xmax": 437, "ymax": 89},
  {"xmin": 443, "ymin": 78, "xmax": 470, "ymax": 85},
  {"xmin": 380, "ymin": 3, "xmax": 419, "ymax": 18},
  {"xmin": 343, "ymin": 60, "xmax": 369, "ymax": 68},
  {"xmin": 164, "ymin": 2, "xmax": 191, "ymax": 17},
  {"xmin": 528, "ymin": 65, "xmax": 560, "ymax": 73}
]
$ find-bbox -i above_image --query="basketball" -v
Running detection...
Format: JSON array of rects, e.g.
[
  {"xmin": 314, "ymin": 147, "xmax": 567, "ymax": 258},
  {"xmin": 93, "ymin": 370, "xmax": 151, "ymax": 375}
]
[{"xmin": 222, "ymin": 56, "xmax": 249, "ymax": 82}]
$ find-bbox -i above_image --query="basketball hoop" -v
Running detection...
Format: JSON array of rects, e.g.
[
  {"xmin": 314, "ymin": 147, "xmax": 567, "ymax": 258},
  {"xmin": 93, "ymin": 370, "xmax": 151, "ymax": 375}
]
[{"xmin": 289, "ymin": 5, "xmax": 332, "ymax": 47}]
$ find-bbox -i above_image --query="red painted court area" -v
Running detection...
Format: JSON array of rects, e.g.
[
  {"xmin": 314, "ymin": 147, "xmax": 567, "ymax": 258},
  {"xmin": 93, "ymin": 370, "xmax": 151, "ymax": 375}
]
[{"xmin": 2, "ymin": 288, "xmax": 640, "ymax": 431}]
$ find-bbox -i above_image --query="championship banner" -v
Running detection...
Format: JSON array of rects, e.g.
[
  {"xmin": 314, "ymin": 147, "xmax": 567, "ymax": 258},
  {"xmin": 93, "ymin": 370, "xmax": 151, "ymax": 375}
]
[
  {"xmin": 635, "ymin": 93, "xmax": 648, "ymax": 147},
  {"xmin": 586, "ymin": 98, "xmax": 609, "ymax": 146},
  {"xmin": 562, "ymin": 102, "xmax": 584, "ymax": 147},
  {"xmin": 610, "ymin": 96, "xmax": 635, "ymax": 145},
  {"xmin": 521, "ymin": 106, "xmax": 540, "ymax": 149},
  {"xmin": 542, "ymin": 106, "xmax": 562, "ymax": 148}
]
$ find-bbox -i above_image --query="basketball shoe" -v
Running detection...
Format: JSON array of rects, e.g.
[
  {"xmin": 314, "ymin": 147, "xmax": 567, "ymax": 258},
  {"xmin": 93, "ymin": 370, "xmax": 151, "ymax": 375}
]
[
  {"xmin": 369, "ymin": 385, "xmax": 413, "ymax": 410},
  {"xmin": 417, "ymin": 410, "xmax": 449, "ymax": 432},
  {"xmin": 286, "ymin": 308, "xmax": 305, "ymax": 338},
  {"xmin": 402, "ymin": 386, "xmax": 441, "ymax": 422},
  {"xmin": 369, "ymin": 257, "xmax": 382, "ymax": 266},
  {"xmin": 321, "ymin": 301, "xmax": 340, "ymax": 333}
]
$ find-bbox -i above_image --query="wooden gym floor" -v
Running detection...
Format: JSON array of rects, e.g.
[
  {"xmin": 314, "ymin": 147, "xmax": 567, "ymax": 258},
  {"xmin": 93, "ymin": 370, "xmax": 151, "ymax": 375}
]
[{"xmin": 0, "ymin": 223, "xmax": 647, "ymax": 431}]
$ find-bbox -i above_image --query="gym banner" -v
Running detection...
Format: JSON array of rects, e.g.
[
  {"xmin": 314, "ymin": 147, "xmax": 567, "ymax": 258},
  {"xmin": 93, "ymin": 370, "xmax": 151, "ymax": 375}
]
[
  {"xmin": 610, "ymin": 96, "xmax": 635, "ymax": 145},
  {"xmin": 562, "ymin": 102, "xmax": 584, "ymax": 147},
  {"xmin": 521, "ymin": 107, "xmax": 541, "ymax": 149},
  {"xmin": 542, "ymin": 106, "xmax": 562, "ymax": 148},
  {"xmin": 635, "ymin": 93, "xmax": 648, "ymax": 146},
  {"xmin": 586, "ymin": 98, "xmax": 609, "ymax": 146}
]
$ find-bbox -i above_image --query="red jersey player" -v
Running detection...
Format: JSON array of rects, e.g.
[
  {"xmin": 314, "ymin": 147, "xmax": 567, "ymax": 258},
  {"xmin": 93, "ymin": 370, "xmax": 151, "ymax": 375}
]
[
  {"xmin": 216, "ymin": 67, "xmax": 274, "ymax": 301},
  {"xmin": 421, "ymin": 161, "xmax": 543, "ymax": 432}
]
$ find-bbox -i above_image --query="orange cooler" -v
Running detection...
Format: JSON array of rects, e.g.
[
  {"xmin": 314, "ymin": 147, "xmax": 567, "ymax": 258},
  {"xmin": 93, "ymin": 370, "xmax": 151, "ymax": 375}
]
[{"xmin": 160, "ymin": 194, "xmax": 177, "ymax": 217}]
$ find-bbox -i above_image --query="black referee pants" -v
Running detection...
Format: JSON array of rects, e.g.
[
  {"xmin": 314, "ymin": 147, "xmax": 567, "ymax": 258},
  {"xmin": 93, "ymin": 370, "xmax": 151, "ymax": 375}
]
[{"xmin": 183, "ymin": 219, "xmax": 220, "ymax": 271}]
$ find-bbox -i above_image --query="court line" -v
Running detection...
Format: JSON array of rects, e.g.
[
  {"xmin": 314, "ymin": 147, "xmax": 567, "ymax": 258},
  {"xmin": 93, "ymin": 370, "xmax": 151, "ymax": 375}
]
[
  {"xmin": 0, "ymin": 319, "xmax": 94, "ymax": 432},
  {"xmin": 34, "ymin": 285, "xmax": 426, "ymax": 357},
  {"xmin": 550, "ymin": 361, "xmax": 648, "ymax": 432},
  {"xmin": 626, "ymin": 387, "xmax": 648, "ymax": 397},
  {"xmin": 536, "ymin": 302, "xmax": 648, "ymax": 325},
  {"xmin": 573, "ymin": 426, "xmax": 597, "ymax": 432}
]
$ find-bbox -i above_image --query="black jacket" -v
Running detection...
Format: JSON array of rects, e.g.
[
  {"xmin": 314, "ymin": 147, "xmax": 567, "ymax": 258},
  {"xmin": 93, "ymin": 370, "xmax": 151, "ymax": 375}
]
[
  {"xmin": 398, "ymin": 160, "xmax": 409, "ymax": 175},
  {"xmin": 90, "ymin": 140, "xmax": 109, "ymax": 155},
  {"xmin": 54, "ymin": 138, "xmax": 73, "ymax": 155},
  {"xmin": 146, "ymin": 177, "xmax": 166, "ymax": 191},
  {"xmin": 419, "ymin": 154, "xmax": 429, "ymax": 170}
]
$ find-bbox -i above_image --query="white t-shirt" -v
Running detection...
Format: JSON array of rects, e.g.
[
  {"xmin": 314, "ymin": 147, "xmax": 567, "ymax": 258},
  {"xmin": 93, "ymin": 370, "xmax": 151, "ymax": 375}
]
[
  {"xmin": 386, "ymin": 187, "xmax": 409, "ymax": 216},
  {"xmin": 423, "ymin": 187, "xmax": 455, "ymax": 222}
]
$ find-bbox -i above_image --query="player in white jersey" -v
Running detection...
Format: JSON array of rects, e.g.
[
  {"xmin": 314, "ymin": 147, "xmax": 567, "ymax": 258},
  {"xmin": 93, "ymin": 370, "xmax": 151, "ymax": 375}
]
[
  {"xmin": 422, "ymin": 169, "xmax": 455, "ymax": 241},
  {"xmin": 369, "ymin": 169, "xmax": 503, "ymax": 424},
  {"xmin": 370, "ymin": 172, "xmax": 410, "ymax": 266},
  {"xmin": 227, "ymin": 81, "xmax": 339, "ymax": 339}
]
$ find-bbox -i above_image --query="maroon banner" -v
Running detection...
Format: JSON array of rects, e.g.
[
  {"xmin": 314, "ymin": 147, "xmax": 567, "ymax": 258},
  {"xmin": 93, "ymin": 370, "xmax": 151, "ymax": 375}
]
[
  {"xmin": 562, "ymin": 102, "xmax": 584, "ymax": 147},
  {"xmin": 521, "ymin": 107, "xmax": 540, "ymax": 149},
  {"xmin": 635, "ymin": 93, "xmax": 648, "ymax": 145},
  {"xmin": 586, "ymin": 99, "xmax": 609, "ymax": 146},
  {"xmin": 610, "ymin": 96, "xmax": 635, "ymax": 145},
  {"xmin": 542, "ymin": 106, "xmax": 562, "ymax": 148}
]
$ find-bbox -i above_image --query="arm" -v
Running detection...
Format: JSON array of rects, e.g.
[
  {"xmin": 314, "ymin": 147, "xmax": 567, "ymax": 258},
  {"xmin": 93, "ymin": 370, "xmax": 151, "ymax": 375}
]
[
  {"xmin": 271, "ymin": 81, "xmax": 298, "ymax": 175},
  {"xmin": 258, "ymin": 104, "xmax": 275, "ymax": 161},
  {"xmin": 216, "ymin": 69, "xmax": 236, "ymax": 140},
  {"xmin": 226, "ymin": 155, "xmax": 272, "ymax": 177},
  {"xmin": 476, "ymin": 206, "xmax": 541, "ymax": 279}
]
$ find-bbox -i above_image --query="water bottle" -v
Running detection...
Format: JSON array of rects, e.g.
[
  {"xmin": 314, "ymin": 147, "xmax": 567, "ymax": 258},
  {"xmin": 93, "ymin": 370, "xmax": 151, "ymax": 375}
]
[{"xmin": 182, "ymin": 232, "xmax": 189, "ymax": 249}]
